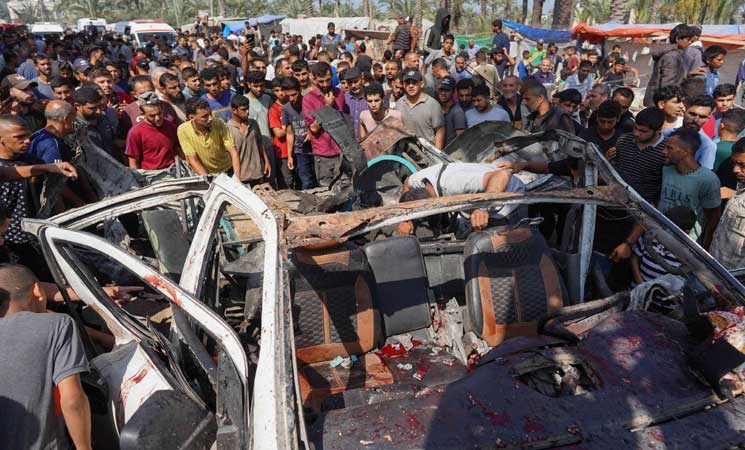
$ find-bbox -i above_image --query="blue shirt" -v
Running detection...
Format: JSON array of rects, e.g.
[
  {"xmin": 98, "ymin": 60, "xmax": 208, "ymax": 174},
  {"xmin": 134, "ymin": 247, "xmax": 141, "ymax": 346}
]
[
  {"xmin": 492, "ymin": 32, "xmax": 510, "ymax": 53},
  {"xmin": 28, "ymin": 128, "xmax": 71, "ymax": 163},
  {"xmin": 202, "ymin": 91, "xmax": 233, "ymax": 121},
  {"xmin": 704, "ymin": 70, "xmax": 720, "ymax": 96},
  {"xmin": 16, "ymin": 61, "xmax": 38, "ymax": 80},
  {"xmin": 344, "ymin": 91, "xmax": 369, "ymax": 140},
  {"xmin": 517, "ymin": 61, "xmax": 530, "ymax": 79},
  {"xmin": 662, "ymin": 127, "xmax": 717, "ymax": 170}
]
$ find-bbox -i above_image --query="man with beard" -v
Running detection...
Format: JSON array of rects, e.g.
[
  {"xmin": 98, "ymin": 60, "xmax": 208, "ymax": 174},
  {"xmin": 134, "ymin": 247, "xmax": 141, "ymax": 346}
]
[
  {"xmin": 291, "ymin": 60, "xmax": 312, "ymax": 95},
  {"xmin": 395, "ymin": 69, "xmax": 445, "ymax": 149},
  {"xmin": 465, "ymin": 84, "xmax": 509, "ymax": 127},
  {"xmin": 662, "ymin": 95, "xmax": 717, "ymax": 169},
  {"xmin": 282, "ymin": 76, "xmax": 316, "ymax": 189},
  {"xmin": 178, "ymin": 97, "xmax": 240, "ymax": 176},
  {"xmin": 2, "ymin": 75, "xmax": 44, "ymax": 133},
  {"xmin": 342, "ymin": 67, "xmax": 368, "ymax": 140},
  {"xmin": 456, "ymin": 78, "xmax": 474, "ymax": 112},
  {"xmin": 303, "ymin": 62, "xmax": 348, "ymax": 186},
  {"xmin": 32, "ymin": 53, "xmax": 54, "ymax": 101},
  {"xmin": 496, "ymin": 75, "xmax": 526, "ymax": 129},
  {"xmin": 384, "ymin": 74, "xmax": 405, "ymax": 110},
  {"xmin": 710, "ymin": 138, "xmax": 745, "ymax": 269},
  {"xmin": 158, "ymin": 72, "xmax": 186, "ymax": 121},
  {"xmin": 383, "ymin": 60, "xmax": 400, "ymax": 91},
  {"xmin": 435, "ymin": 77, "xmax": 465, "ymax": 145},
  {"xmin": 452, "ymin": 54, "xmax": 472, "ymax": 81},
  {"xmin": 372, "ymin": 63, "xmax": 386, "ymax": 85},
  {"xmin": 124, "ymin": 92, "xmax": 179, "ymax": 170},
  {"xmin": 71, "ymin": 86, "xmax": 118, "ymax": 160},
  {"xmin": 521, "ymin": 80, "xmax": 574, "ymax": 134}
]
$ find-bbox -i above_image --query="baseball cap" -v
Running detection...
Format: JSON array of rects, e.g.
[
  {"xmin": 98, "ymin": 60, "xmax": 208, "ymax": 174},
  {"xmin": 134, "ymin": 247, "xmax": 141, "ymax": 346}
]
[
  {"xmin": 136, "ymin": 58, "xmax": 150, "ymax": 69},
  {"xmin": 2, "ymin": 74, "xmax": 37, "ymax": 90},
  {"xmin": 340, "ymin": 66, "xmax": 361, "ymax": 81},
  {"xmin": 73, "ymin": 59, "xmax": 92, "ymax": 73},
  {"xmin": 137, "ymin": 91, "xmax": 161, "ymax": 106},
  {"xmin": 402, "ymin": 69, "xmax": 422, "ymax": 82},
  {"xmin": 438, "ymin": 76, "xmax": 455, "ymax": 91},
  {"xmin": 537, "ymin": 38, "xmax": 545, "ymax": 44}
]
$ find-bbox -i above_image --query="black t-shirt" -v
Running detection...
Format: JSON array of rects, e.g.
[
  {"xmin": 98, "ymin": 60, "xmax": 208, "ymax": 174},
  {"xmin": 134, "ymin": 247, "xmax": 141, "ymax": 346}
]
[
  {"xmin": 579, "ymin": 127, "xmax": 622, "ymax": 154},
  {"xmin": 356, "ymin": 54, "xmax": 373, "ymax": 74}
]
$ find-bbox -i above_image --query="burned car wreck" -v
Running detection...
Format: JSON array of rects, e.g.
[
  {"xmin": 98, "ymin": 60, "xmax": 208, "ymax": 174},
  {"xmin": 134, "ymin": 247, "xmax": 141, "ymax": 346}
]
[{"xmin": 22, "ymin": 120, "xmax": 745, "ymax": 450}]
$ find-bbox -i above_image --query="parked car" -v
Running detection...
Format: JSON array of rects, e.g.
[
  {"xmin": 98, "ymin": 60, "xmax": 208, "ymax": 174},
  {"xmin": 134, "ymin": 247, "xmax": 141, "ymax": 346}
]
[{"xmin": 23, "ymin": 125, "xmax": 745, "ymax": 450}]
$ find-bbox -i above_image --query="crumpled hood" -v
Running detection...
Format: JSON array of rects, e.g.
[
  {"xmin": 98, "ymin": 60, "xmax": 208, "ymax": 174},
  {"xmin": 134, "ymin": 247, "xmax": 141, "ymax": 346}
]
[{"xmin": 426, "ymin": 8, "xmax": 451, "ymax": 50}]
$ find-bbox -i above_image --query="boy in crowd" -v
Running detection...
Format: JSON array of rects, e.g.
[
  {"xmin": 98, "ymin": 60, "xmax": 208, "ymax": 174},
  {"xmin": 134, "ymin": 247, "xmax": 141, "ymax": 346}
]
[
  {"xmin": 269, "ymin": 77, "xmax": 293, "ymax": 189},
  {"xmin": 358, "ymin": 83, "xmax": 403, "ymax": 139},
  {"xmin": 714, "ymin": 108, "xmax": 745, "ymax": 171},
  {"xmin": 580, "ymin": 100, "xmax": 622, "ymax": 159},
  {"xmin": 282, "ymin": 77, "xmax": 316, "ymax": 190},
  {"xmin": 702, "ymin": 83, "xmax": 738, "ymax": 139},
  {"xmin": 702, "ymin": 45, "xmax": 727, "ymax": 96},
  {"xmin": 227, "ymin": 95, "xmax": 271, "ymax": 186},
  {"xmin": 654, "ymin": 85, "xmax": 686, "ymax": 130},
  {"xmin": 555, "ymin": 88, "xmax": 584, "ymax": 134},
  {"xmin": 181, "ymin": 67, "xmax": 203, "ymax": 99},
  {"xmin": 516, "ymin": 50, "xmax": 532, "ymax": 79}
]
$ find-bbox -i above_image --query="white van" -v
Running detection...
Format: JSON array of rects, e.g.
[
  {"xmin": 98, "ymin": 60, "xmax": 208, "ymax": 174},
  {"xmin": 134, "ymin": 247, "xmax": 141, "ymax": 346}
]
[
  {"xmin": 30, "ymin": 22, "xmax": 64, "ymax": 38},
  {"xmin": 114, "ymin": 20, "xmax": 178, "ymax": 48},
  {"xmin": 76, "ymin": 18, "xmax": 107, "ymax": 33}
]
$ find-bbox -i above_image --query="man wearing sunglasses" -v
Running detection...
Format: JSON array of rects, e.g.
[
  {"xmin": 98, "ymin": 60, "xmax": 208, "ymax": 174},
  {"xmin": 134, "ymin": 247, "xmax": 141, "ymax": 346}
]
[{"xmin": 662, "ymin": 95, "xmax": 717, "ymax": 169}]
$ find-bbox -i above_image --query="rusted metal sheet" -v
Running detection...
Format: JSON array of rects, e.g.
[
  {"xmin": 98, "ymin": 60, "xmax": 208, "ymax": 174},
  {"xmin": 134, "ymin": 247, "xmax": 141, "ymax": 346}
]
[
  {"xmin": 283, "ymin": 185, "xmax": 623, "ymax": 248},
  {"xmin": 360, "ymin": 118, "xmax": 416, "ymax": 161}
]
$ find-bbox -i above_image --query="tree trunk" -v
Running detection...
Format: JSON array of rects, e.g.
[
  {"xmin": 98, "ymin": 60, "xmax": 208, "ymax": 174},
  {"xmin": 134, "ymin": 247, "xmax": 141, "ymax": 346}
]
[
  {"xmin": 531, "ymin": 0, "xmax": 544, "ymax": 26},
  {"xmin": 440, "ymin": 0, "xmax": 448, "ymax": 8},
  {"xmin": 649, "ymin": 0, "xmax": 662, "ymax": 22},
  {"xmin": 480, "ymin": 0, "xmax": 487, "ymax": 16},
  {"xmin": 504, "ymin": 0, "xmax": 511, "ymax": 21},
  {"xmin": 609, "ymin": 0, "xmax": 629, "ymax": 23},
  {"xmin": 304, "ymin": 0, "xmax": 313, "ymax": 16},
  {"xmin": 362, "ymin": 0, "xmax": 369, "ymax": 17},
  {"xmin": 521, "ymin": 0, "xmax": 528, "ymax": 23},
  {"xmin": 551, "ymin": 0, "xmax": 573, "ymax": 28},
  {"xmin": 217, "ymin": 0, "xmax": 226, "ymax": 17},
  {"xmin": 415, "ymin": 0, "xmax": 423, "ymax": 28}
]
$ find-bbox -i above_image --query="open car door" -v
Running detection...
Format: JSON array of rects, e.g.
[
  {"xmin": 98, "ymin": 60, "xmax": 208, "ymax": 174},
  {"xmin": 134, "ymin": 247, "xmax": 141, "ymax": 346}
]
[
  {"xmin": 30, "ymin": 220, "xmax": 251, "ymax": 450},
  {"xmin": 177, "ymin": 175, "xmax": 295, "ymax": 450}
]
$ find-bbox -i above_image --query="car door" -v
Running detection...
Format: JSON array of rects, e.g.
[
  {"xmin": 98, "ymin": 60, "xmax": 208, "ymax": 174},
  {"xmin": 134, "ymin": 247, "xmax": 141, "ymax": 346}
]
[
  {"xmin": 33, "ymin": 221, "xmax": 250, "ymax": 450},
  {"xmin": 178, "ymin": 175, "xmax": 297, "ymax": 450}
]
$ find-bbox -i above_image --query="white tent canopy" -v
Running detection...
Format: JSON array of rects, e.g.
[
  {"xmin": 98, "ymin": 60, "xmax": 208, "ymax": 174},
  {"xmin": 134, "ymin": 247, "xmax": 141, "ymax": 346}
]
[{"xmin": 281, "ymin": 17, "xmax": 370, "ymax": 43}]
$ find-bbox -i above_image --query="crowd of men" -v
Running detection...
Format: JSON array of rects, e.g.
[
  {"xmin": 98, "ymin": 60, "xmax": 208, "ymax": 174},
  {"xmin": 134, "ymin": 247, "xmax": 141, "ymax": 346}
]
[{"xmin": 1, "ymin": 13, "xmax": 745, "ymax": 450}]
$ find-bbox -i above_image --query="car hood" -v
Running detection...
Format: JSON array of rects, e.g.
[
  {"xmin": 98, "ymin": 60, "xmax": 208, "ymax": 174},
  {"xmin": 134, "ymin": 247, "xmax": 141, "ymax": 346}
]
[{"xmin": 309, "ymin": 310, "xmax": 729, "ymax": 449}]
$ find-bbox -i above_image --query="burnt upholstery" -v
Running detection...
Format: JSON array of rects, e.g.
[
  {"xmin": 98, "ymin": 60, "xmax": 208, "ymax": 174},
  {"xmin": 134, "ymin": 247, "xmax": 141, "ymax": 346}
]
[
  {"xmin": 291, "ymin": 245, "xmax": 382, "ymax": 364},
  {"xmin": 464, "ymin": 226, "xmax": 564, "ymax": 346},
  {"xmin": 363, "ymin": 236, "xmax": 432, "ymax": 336}
]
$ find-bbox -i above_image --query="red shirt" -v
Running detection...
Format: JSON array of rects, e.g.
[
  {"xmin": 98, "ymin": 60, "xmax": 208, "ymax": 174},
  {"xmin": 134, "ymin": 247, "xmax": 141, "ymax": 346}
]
[
  {"xmin": 302, "ymin": 86, "xmax": 348, "ymax": 157},
  {"xmin": 124, "ymin": 120, "xmax": 179, "ymax": 170},
  {"xmin": 269, "ymin": 102, "xmax": 289, "ymax": 158}
]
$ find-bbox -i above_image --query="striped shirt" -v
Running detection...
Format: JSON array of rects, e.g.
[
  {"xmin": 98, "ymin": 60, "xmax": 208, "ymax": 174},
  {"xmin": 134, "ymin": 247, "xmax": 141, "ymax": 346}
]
[
  {"xmin": 613, "ymin": 133, "xmax": 666, "ymax": 203},
  {"xmin": 633, "ymin": 236, "xmax": 683, "ymax": 283}
]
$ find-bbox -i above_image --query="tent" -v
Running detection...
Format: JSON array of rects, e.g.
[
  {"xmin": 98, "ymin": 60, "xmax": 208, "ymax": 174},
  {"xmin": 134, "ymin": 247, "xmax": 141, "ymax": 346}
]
[
  {"xmin": 502, "ymin": 20, "xmax": 573, "ymax": 43},
  {"xmin": 222, "ymin": 15, "xmax": 286, "ymax": 38},
  {"xmin": 281, "ymin": 17, "xmax": 370, "ymax": 44},
  {"xmin": 573, "ymin": 23, "xmax": 745, "ymax": 48}
]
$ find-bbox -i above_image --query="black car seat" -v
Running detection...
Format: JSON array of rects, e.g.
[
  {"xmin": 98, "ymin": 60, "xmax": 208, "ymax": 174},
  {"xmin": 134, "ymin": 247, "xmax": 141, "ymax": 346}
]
[
  {"xmin": 463, "ymin": 226, "xmax": 565, "ymax": 346},
  {"xmin": 290, "ymin": 244, "xmax": 390, "ymax": 411},
  {"xmin": 363, "ymin": 236, "xmax": 432, "ymax": 336}
]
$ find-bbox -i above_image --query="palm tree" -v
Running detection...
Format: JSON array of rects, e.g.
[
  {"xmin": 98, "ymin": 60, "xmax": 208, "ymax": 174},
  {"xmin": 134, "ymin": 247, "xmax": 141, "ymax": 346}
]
[
  {"xmin": 415, "ymin": 0, "xmax": 423, "ymax": 28},
  {"xmin": 304, "ymin": 0, "xmax": 313, "ymax": 16},
  {"xmin": 608, "ymin": 0, "xmax": 629, "ymax": 22},
  {"xmin": 575, "ymin": 0, "xmax": 610, "ymax": 23},
  {"xmin": 59, "ymin": 0, "xmax": 107, "ymax": 18},
  {"xmin": 504, "ymin": 0, "xmax": 511, "ymax": 20},
  {"xmin": 521, "ymin": 0, "xmax": 527, "ymax": 23},
  {"xmin": 530, "ymin": 0, "xmax": 543, "ymax": 25},
  {"xmin": 551, "ymin": 0, "xmax": 574, "ymax": 27}
]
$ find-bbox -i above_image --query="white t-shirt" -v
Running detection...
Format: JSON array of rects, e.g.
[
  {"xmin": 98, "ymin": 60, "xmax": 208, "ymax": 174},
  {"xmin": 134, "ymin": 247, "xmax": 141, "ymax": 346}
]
[
  {"xmin": 408, "ymin": 162, "xmax": 524, "ymax": 196},
  {"xmin": 465, "ymin": 105, "xmax": 511, "ymax": 128}
]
